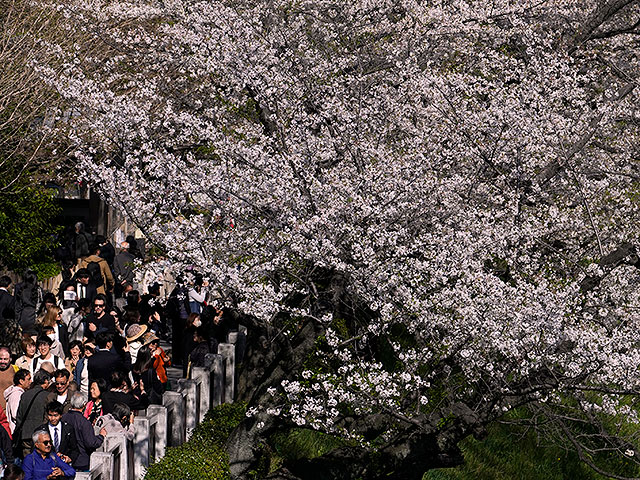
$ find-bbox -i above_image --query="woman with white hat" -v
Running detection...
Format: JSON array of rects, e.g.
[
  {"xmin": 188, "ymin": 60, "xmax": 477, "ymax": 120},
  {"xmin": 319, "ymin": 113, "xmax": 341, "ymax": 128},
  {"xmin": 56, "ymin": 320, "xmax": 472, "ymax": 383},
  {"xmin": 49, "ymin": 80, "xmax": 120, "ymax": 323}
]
[{"xmin": 125, "ymin": 324, "xmax": 147, "ymax": 364}]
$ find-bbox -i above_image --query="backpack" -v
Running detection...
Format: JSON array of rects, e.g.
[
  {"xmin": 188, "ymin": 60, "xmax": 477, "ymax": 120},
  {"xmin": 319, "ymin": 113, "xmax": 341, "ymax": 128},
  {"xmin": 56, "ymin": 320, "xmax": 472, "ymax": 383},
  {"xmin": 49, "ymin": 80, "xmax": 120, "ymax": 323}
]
[
  {"xmin": 33, "ymin": 355, "xmax": 62, "ymax": 371},
  {"xmin": 86, "ymin": 261, "xmax": 104, "ymax": 288}
]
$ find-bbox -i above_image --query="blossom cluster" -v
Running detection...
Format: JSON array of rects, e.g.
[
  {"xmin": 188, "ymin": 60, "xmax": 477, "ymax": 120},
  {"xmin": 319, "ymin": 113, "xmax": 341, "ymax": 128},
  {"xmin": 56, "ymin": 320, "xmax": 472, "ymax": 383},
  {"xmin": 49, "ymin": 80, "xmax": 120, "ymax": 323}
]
[{"xmin": 40, "ymin": 0, "xmax": 640, "ymax": 443}]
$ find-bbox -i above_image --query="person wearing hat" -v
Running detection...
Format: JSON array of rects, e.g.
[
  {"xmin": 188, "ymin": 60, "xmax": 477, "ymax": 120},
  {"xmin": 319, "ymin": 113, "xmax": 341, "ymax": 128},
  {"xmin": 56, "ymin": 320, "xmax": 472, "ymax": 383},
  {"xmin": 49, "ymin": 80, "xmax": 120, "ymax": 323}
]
[
  {"xmin": 32, "ymin": 336, "xmax": 64, "ymax": 373},
  {"xmin": 125, "ymin": 324, "xmax": 148, "ymax": 364}
]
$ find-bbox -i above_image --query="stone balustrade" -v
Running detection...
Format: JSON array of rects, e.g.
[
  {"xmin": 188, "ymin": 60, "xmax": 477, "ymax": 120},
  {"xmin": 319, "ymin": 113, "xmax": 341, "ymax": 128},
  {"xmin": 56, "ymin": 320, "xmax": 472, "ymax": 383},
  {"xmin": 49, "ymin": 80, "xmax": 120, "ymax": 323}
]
[{"xmin": 77, "ymin": 326, "xmax": 246, "ymax": 480}]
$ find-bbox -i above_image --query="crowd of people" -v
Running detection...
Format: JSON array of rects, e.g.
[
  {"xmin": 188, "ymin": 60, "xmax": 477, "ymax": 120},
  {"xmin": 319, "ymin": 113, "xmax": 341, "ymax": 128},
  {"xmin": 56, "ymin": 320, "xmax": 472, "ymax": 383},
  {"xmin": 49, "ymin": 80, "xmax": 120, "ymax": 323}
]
[{"xmin": 0, "ymin": 223, "xmax": 234, "ymax": 479}]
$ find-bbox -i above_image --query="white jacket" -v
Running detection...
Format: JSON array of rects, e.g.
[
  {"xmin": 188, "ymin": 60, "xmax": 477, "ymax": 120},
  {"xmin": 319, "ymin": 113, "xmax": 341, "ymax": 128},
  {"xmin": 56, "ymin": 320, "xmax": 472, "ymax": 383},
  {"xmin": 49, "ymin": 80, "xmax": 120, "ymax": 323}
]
[{"xmin": 4, "ymin": 384, "xmax": 24, "ymax": 433}]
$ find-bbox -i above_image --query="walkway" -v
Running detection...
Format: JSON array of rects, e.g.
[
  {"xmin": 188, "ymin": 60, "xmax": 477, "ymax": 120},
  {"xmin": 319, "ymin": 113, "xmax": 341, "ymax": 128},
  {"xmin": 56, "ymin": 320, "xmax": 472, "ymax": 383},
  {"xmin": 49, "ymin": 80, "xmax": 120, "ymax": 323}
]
[{"xmin": 76, "ymin": 326, "xmax": 246, "ymax": 480}]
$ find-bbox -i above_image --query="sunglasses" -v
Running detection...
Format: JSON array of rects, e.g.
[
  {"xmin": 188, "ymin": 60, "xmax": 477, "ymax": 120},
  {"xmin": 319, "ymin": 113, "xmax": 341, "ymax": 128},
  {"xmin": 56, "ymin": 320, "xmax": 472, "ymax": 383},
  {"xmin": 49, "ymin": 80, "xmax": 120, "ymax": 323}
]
[
  {"xmin": 41, "ymin": 440, "xmax": 52, "ymax": 446},
  {"xmin": 94, "ymin": 304, "xmax": 105, "ymax": 308},
  {"xmin": 55, "ymin": 381, "xmax": 68, "ymax": 386}
]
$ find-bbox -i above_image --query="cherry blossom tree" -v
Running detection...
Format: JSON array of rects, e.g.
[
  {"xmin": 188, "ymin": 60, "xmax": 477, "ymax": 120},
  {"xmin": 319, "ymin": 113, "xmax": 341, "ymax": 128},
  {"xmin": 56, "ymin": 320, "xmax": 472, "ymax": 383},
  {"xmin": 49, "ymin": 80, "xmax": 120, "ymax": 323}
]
[
  {"xmin": 41, "ymin": 0, "xmax": 640, "ymax": 477},
  {"xmin": 0, "ymin": 0, "xmax": 81, "ymax": 275}
]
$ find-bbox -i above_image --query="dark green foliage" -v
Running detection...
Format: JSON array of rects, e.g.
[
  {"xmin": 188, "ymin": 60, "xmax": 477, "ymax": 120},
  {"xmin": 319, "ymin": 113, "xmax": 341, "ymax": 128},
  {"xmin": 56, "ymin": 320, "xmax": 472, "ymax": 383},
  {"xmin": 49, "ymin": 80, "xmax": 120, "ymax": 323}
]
[
  {"xmin": 198, "ymin": 402, "xmax": 248, "ymax": 443},
  {"xmin": 271, "ymin": 428, "xmax": 346, "ymax": 461},
  {"xmin": 144, "ymin": 402, "xmax": 246, "ymax": 480},
  {"xmin": 248, "ymin": 428, "xmax": 348, "ymax": 477},
  {"xmin": 143, "ymin": 439, "xmax": 229, "ymax": 480},
  {"xmin": 0, "ymin": 185, "xmax": 61, "ymax": 278},
  {"xmin": 423, "ymin": 420, "xmax": 612, "ymax": 480}
]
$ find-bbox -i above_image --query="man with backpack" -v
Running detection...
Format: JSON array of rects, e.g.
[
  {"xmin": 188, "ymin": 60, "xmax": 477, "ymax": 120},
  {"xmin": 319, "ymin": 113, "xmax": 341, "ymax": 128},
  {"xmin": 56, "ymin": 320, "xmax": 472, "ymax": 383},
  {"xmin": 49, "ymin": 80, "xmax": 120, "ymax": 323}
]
[{"xmin": 79, "ymin": 244, "xmax": 114, "ymax": 296}]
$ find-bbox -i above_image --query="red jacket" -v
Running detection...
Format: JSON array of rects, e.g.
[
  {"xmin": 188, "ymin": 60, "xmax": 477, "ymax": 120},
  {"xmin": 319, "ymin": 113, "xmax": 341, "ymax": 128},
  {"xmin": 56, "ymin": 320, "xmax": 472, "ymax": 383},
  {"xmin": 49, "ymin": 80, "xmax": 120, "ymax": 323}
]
[
  {"xmin": 0, "ymin": 403, "xmax": 12, "ymax": 439},
  {"xmin": 152, "ymin": 347, "xmax": 171, "ymax": 384}
]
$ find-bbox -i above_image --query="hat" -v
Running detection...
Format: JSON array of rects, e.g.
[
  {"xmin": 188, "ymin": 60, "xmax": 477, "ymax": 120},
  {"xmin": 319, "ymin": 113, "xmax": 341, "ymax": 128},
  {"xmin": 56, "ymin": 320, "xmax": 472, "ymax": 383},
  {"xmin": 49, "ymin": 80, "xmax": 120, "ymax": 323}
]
[
  {"xmin": 141, "ymin": 331, "xmax": 160, "ymax": 346},
  {"xmin": 126, "ymin": 323, "xmax": 148, "ymax": 342}
]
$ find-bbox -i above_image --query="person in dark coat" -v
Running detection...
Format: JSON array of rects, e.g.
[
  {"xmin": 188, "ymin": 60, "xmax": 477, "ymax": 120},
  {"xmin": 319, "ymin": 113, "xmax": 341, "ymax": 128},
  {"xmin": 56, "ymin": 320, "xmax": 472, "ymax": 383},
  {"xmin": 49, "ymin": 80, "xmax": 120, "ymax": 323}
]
[
  {"xmin": 84, "ymin": 295, "xmax": 116, "ymax": 337},
  {"xmin": 87, "ymin": 333, "xmax": 130, "ymax": 384},
  {"xmin": 101, "ymin": 371, "xmax": 149, "ymax": 414},
  {"xmin": 131, "ymin": 346, "xmax": 164, "ymax": 406},
  {"xmin": 0, "ymin": 275, "xmax": 15, "ymax": 323},
  {"xmin": 113, "ymin": 242, "xmax": 136, "ymax": 298},
  {"xmin": 0, "ymin": 419, "xmax": 13, "ymax": 466},
  {"xmin": 36, "ymin": 401, "xmax": 79, "ymax": 466},
  {"xmin": 14, "ymin": 270, "xmax": 43, "ymax": 336},
  {"xmin": 74, "ymin": 221, "xmax": 91, "ymax": 261},
  {"xmin": 95, "ymin": 235, "xmax": 115, "ymax": 269},
  {"xmin": 182, "ymin": 313, "xmax": 199, "ymax": 376},
  {"xmin": 168, "ymin": 277, "xmax": 191, "ymax": 371},
  {"xmin": 187, "ymin": 327, "xmax": 210, "ymax": 377},
  {"xmin": 62, "ymin": 392, "xmax": 106, "ymax": 471},
  {"xmin": 0, "ymin": 276, "xmax": 21, "ymax": 357},
  {"xmin": 14, "ymin": 369, "xmax": 52, "ymax": 458},
  {"xmin": 73, "ymin": 269, "xmax": 98, "ymax": 304},
  {"xmin": 46, "ymin": 369, "xmax": 77, "ymax": 414}
]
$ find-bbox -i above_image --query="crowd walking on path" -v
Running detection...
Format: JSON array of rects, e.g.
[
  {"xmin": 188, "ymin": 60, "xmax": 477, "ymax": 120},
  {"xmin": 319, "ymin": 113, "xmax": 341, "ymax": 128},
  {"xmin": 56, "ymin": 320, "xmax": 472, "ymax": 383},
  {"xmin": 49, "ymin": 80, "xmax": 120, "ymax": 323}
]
[{"xmin": 0, "ymin": 223, "xmax": 234, "ymax": 479}]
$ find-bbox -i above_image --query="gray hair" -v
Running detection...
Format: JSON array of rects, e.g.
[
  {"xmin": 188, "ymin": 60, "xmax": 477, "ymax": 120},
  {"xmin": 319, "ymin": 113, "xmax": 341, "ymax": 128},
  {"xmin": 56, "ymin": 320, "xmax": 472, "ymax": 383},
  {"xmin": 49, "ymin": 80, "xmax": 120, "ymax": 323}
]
[
  {"xmin": 32, "ymin": 429, "xmax": 50, "ymax": 445},
  {"xmin": 33, "ymin": 369, "xmax": 52, "ymax": 386},
  {"xmin": 70, "ymin": 392, "xmax": 87, "ymax": 410}
]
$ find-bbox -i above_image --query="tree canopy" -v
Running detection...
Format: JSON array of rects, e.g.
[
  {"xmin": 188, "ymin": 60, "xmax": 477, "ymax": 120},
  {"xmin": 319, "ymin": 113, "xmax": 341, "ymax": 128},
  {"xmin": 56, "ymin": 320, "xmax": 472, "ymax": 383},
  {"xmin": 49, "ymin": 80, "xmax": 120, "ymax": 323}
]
[
  {"xmin": 42, "ymin": 0, "xmax": 640, "ymax": 477},
  {"xmin": 0, "ymin": 0, "xmax": 73, "ymax": 276}
]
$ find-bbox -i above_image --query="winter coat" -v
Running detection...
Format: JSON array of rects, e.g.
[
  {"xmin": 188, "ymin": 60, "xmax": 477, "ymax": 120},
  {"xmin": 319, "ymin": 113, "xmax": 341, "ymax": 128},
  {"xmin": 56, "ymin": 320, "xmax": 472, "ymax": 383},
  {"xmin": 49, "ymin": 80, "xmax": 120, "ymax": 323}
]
[
  {"xmin": 80, "ymin": 255, "xmax": 115, "ymax": 294},
  {"xmin": 4, "ymin": 384, "xmax": 24, "ymax": 433},
  {"xmin": 62, "ymin": 409, "xmax": 104, "ymax": 470},
  {"xmin": 14, "ymin": 282, "xmax": 42, "ymax": 334},
  {"xmin": 14, "ymin": 385, "xmax": 48, "ymax": 441},
  {"xmin": 113, "ymin": 251, "xmax": 136, "ymax": 285}
]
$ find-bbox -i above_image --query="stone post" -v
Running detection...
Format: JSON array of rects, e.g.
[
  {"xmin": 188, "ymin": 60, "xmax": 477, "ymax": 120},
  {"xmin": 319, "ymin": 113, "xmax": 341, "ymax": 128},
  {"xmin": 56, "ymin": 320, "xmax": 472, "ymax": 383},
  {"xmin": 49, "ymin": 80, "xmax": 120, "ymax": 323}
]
[
  {"xmin": 178, "ymin": 378, "xmax": 198, "ymax": 439},
  {"xmin": 192, "ymin": 366, "xmax": 211, "ymax": 422},
  {"xmin": 76, "ymin": 451, "xmax": 113, "ymax": 480},
  {"xmin": 237, "ymin": 324, "xmax": 247, "ymax": 364},
  {"xmin": 218, "ymin": 343, "xmax": 235, "ymax": 403},
  {"xmin": 205, "ymin": 353, "xmax": 224, "ymax": 407},
  {"xmin": 162, "ymin": 391, "xmax": 185, "ymax": 447},
  {"xmin": 103, "ymin": 434, "xmax": 128, "ymax": 480},
  {"xmin": 147, "ymin": 404, "xmax": 168, "ymax": 459},
  {"xmin": 133, "ymin": 416, "xmax": 150, "ymax": 480}
]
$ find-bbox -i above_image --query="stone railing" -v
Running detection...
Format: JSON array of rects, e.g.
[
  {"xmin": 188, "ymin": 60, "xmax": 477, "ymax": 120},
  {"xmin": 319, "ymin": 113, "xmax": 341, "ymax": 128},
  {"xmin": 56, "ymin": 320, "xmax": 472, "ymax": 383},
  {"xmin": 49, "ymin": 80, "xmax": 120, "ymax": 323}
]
[{"xmin": 77, "ymin": 325, "xmax": 247, "ymax": 480}]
